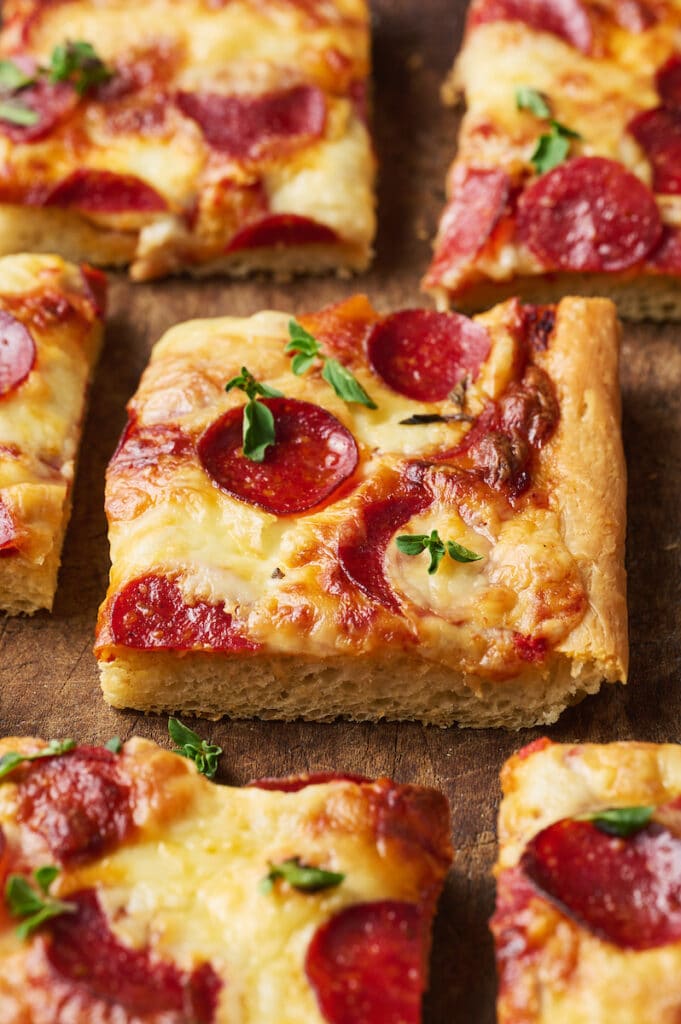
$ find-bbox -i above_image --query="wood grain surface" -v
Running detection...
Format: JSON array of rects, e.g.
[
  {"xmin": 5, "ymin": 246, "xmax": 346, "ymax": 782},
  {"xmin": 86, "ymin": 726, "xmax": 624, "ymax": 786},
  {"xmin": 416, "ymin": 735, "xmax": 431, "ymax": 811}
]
[{"xmin": 2, "ymin": 1, "xmax": 681, "ymax": 1020}]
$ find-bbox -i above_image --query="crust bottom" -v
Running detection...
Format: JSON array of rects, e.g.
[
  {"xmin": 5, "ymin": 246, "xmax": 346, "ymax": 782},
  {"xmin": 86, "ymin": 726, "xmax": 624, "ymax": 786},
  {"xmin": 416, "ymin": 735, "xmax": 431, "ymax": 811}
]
[
  {"xmin": 0, "ymin": 205, "xmax": 372, "ymax": 281},
  {"xmin": 98, "ymin": 649, "xmax": 620, "ymax": 728},
  {"xmin": 428, "ymin": 273, "xmax": 681, "ymax": 322}
]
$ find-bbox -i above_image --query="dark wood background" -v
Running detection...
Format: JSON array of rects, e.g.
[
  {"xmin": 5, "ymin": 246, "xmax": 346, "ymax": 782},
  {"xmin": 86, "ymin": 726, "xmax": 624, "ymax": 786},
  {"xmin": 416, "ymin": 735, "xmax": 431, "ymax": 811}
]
[{"xmin": 1, "ymin": 1, "xmax": 680, "ymax": 1019}]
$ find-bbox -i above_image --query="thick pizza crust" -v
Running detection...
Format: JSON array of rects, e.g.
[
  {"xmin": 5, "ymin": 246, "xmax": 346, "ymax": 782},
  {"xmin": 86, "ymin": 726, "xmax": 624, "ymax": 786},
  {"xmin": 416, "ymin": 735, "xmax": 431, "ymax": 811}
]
[
  {"xmin": 0, "ymin": 253, "xmax": 104, "ymax": 615},
  {"xmin": 0, "ymin": 0, "xmax": 375, "ymax": 279},
  {"xmin": 96, "ymin": 295, "xmax": 627, "ymax": 728},
  {"xmin": 0, "ymin": 735, "xmax": 451, "ymax": 1023},
  {"xmin": 494, "ymin": 740, "xmax": 681, "ymax": 1024}
]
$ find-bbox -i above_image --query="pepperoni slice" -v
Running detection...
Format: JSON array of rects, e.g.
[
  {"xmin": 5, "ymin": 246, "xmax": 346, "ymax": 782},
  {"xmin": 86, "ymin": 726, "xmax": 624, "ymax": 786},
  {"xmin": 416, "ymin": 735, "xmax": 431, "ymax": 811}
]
[
  {"xmin": 248, "ymin": 771, "xmax": 370, "ymax": 791},
  {"xmin": 43, "ymin": 169, "xmax": 167, "ymax": 213},
  {"xmin": 226, "ymin": 213, "xmax": 338, "ymax": 251},
  {"xmin": 468, "ymin": 0, "xmax": 593, "ymax": 53},
  {"xmin": 47, "ymin": 889, "xmax": 221, "ymax": 1020},
  {"xmin": 521, "ymin": 817, "xmax": 681, "ymax": 950},
  {"xmin": 0, "ymin": 499, "xmax": 19, "ymax": 555},
  {"xmin": 198, "ymin": 398, "xmax": 358, "ymax": 516},
  {"xmin": 657, "ymin": 53, "xmax": 681, "ymax": 111},
  {"xmin": 517, "ymin": 156, "xmax": 662, "ymax": 271},
  {"xmin": 176, "ymin": 84, "xmax": 326, "ymax": 159},
  {"xmin": 0, "ymin": 310, "xmax": 36, "ymax": 398},
  {"xmin": 628, "ymin": 107, "xmax": 681, "ymax": 194},
  {"xmin": 614, "ymin": 0, "xmax": 658, "ymax": 31},
  {"xmin": 17, "ymin": 746, "xmax": 133, "ymax": 865},
  {"xmin": 109, "ymin": 574, "xmax": 257, "ymax": 652},
  {"xmin": 79, "ymin": 266, "xmax": 107, "ymax": 317},
  {"xmin": 0, "ymin": 79, "xmax": 77, "ymax": 143},
  {"xmin": 112, "ymin": 421, "xmax": 194, "ymax": 468},
  {"xmin": 306, "ymin": 901, "xmax": 425, "ymax": 1024},
  {"xmin": 648, "ymin": 226, "xmax": 681, "ymax": 271},
  {"xmin": 425, "ymin": 167, "xmax": 510, "ymax": 287},
  {"xmin": 337, "ymin": 472, "xmax": 431, "ymax": 612},
  {"xmin": 297, "ymin": 295, "xmax": 380, "ymax": 365},
  {"xmin": 367, "ymin": 309, "xmax": 490, "ymax": 402}
]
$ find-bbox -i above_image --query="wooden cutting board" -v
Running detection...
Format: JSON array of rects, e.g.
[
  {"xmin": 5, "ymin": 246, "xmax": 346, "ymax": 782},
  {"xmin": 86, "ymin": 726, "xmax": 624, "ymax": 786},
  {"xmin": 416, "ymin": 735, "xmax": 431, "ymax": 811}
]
[{"xmin": 1, "ymin": 1, "xmax": 680, "ymax": 1019}]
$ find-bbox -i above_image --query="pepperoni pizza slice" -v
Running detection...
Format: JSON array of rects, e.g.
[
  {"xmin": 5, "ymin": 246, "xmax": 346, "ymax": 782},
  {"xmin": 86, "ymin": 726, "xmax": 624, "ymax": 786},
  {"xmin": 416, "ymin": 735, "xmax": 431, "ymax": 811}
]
[
  {"xmin": 0, "ymin": 0, "xmax": 374, "ymax": 280},
  {"xmin": 424, "ymin": 0, "xmax": 681, "ymax": 319},
  {"xmin": 0, "ymin": 733, "xmax": 451, "ymax": 1023},
  {"xmin": 0, "ymin": 253, "xmax": 105, "ymax": 615},
  {"xmin": 95, "ymin": 293, "xmax": 627, "ymax": 727},
  {"xmin": 493, "ymin": 738, "xmax": 681, "ymax": 1022}
]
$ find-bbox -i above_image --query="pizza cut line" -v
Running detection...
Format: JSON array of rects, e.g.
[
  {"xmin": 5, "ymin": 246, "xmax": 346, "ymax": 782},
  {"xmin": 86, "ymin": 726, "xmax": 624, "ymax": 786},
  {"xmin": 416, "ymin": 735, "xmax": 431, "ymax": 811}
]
[
  {"xmin": 0, "ymin": 733, "xmax": 451, "ymax": 1024},
  {"xmin": 493, "ymin": 739, "xmax": 681, "ymax": 1023},
  {"xmin": 424, "ymin": 0, "xmax": 681, "ymax": 320},
  {"xmin": 0, "ymin": 0, "xmax": 375, "ymax": 280},
  {"xmin": 95, "ymin": 293, "xmax": 627, "ymax": 728},
  {"xmin": 0, "ymin": 252, "xmax": 105, "ymax": 615}
]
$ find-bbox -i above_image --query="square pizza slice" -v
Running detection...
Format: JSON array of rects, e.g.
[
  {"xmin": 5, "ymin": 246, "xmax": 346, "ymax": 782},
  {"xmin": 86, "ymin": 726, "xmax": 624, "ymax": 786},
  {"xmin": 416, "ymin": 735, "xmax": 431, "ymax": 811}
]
[
  {"xmin": 0, "ymin": 733, "xmax": 451, "ymax": 1023},
  {"xmin": 0, "ymin": 252, "xmax": 105, "ymax": 614},
  {"xmin": 493, "ymin": 738, "xmax": 681, "ymax": 1023},
  {"xmin": 424, "ymin": 0, "xmax": 681, "ymax": 319},
  {"xmin": 95, "ymin": 293, "xmax": 627, "ymax": 727},
  {"xmin": 0, "ymin": 0, "xmax": 374, "ymax": 280}
]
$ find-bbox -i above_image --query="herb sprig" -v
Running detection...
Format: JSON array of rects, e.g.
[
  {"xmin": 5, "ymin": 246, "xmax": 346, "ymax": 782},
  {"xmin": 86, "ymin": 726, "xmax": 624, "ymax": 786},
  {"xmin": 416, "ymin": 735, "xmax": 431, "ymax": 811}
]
[
  {"xmin": 225, "ymin": 366, "xmax": 283, "ymax": 463},
  {"xmin": 286, "ymin": 321, "xmax": 377, "ymax": 410},
  {"xmin": 587, "ymin": 806, "xmax": 655, "ymax": 838},
  {"xmin": 260, "ymin": 857, "xmax": 345, "ymax": 895},
  {"xmin": 0, "ymin": 738, "xmax": 76, "ymax": 781},
  {"xmin": 396, "ymin": 530, "xmax": 482, "ymax": 575},
  {"xmin": 516, "ymin": 87, "xmax": 581, "ymax": 174},
  {"xmin": 5, "ymin": 866, "xmax": 77, "ymax": 940},
  {"xmin": 168, "ymin": 718, "xmax": 223, "ymax": 779},
  {"xmin": 0, "ymin": 40, "xmax": 112, "ymax": 127}
]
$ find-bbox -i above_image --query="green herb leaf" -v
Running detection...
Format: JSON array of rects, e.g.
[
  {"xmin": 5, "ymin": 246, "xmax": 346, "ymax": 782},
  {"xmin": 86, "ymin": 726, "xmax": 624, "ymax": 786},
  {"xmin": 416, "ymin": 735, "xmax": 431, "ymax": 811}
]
[
  {"xmin": 516, "ymin": 86, "xmax": 551, "ymax": 120},
  {"xmin": 48, "ymin": 40, "xmax": 112, "ymax": 95},
  {"xmin": 260, "ymin": 857, "xmax": 345, "ymax": 895},
  {"xmin": 551, "ymin": 119, "xmax": 581, "ymax": 140},
  {"xmin": 322, "ymin": 358, "xmax": 377, "ymax": 409},
  {"xmin": 225, "ymin": 366, "xmax": 283, "ymax": 402},
  {"xmin": 446, "ymin": 539, "xmax": 483, "ymax": 563},
  {"xmin": 34, "ymin": 865, "xmax": 59, "ymax": 894},
  {"xmin": 0, "ymin": 738, "xmax": 76, "ymax": 781},
  {"xmin": 286, "ymin": 320, "xmax": 377, "ymax": 410},
  {"xmin": 531, "ymin": 129, "xmax": 571, "ymax": 174},
  {"xmin": 104, "ymin": 736, "xmax": 122, "ymax": 754},
  {"xmin": 5, "ymin": 867, "xmax": 76, "ymax": 940},
  {"xmin": 0, "ymin": 100, "xmax": 39, "ymax": 126},
  {"xmin": 397, "ymin": 530, "xmax": 481, "ymax": 574},
  {"xmin": 588, "ymin": 806, "xmax": 655, "ymax": 838},
  {"xmin": 399, "ymin": 412, "xmax": 473, "ymax": 426},
  {"xmin": 168, "ymin": 718, "xmax": 223, "ymax": 779},
  {"xmin": 242, "ymin": 396, "xmax": 276, "ymax": 462},
  {"xmin": 0, "ymin": 60, "xmax": 35, "ymax": 92}
]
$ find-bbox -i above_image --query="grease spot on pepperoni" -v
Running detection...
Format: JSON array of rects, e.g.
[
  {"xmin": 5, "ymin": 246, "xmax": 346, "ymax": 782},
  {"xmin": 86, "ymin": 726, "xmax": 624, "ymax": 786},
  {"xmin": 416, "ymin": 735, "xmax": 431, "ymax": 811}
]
[
  {"xmin": 0, "ymin": 499, "xmax": 19, "ymax": 555},
  {"xmin": 226, "ymin": 213, "xmax": 338, "ymax": 251},
  {"xmin": 628, "ymin": 107, "xmax": 681, "ymax": 195},
  {"xmin": 0, "ymin": 311, "xmax": 36, "ymax": 397},
  {"xmin": 521, "ymin": 817, "xmax": 681, "ymax": 950},
  {"xmin": 367, "ymin": 310, "xmax": 490, "ymax": 402},
  {"xmin": 176, "ymin": 84, "xmax": 326, "ymax": 158},
  {"xmin": 0, "ymin": 78, "xmax": 77, "ymax": 142},
  {"xmin": 43, "ymin": 169, "xmax": 168, "ymax": 213},
  {"xmin": 425, "ymin": 166, "xmax": 510, "ymax": 287},
  {"xmin": 468, "ymin": 0, "xmax": 593, "ymax": 53},
  {"xmin": 47, "ymin": 889, "xmax": 221, "ymax": 1021},
  {"xmin": 17, "ymin": 746, "xmax": 133, "ymax": 865},
  {"xmin": 337, "ymin": 472, "xmax": 431, "ymax": 612},
  {"xmin": 517, "ymin": 156, "xmax": 662, "ymax": 271},
  {"xmin": 248, "ymin": 771, "xmax": 370, "ymax": 791},
  {"xmin": 657, "ymin": 53, "xmax": 681, "ymax": 110},
  {"xmin": 110, "ymin": 574, "xmax": 257, "ymax": 652},
  {"xmin": 306, "ymin": 901, "xmax": 426, "ymax": 1024},
  {"xmin": 198, "ymin": 398, "xmax": 358, "ymax": 517}
]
